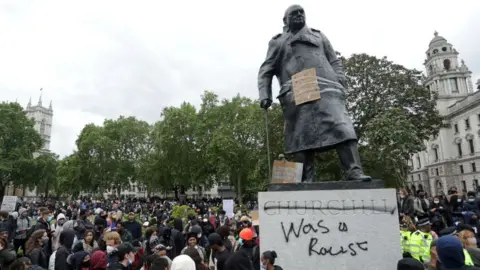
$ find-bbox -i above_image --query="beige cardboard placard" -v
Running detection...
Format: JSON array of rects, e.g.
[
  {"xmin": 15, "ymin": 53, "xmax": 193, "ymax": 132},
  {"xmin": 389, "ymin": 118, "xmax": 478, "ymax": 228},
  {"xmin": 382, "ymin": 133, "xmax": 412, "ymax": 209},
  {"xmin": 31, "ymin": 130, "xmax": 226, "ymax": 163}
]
[
  {"xmin": 271, "ymin": 160, "xmax": 303, "ymax": 183},
  {"xmin": 292, "ymin": 68, "xmax": 321, "ymax": 105}
]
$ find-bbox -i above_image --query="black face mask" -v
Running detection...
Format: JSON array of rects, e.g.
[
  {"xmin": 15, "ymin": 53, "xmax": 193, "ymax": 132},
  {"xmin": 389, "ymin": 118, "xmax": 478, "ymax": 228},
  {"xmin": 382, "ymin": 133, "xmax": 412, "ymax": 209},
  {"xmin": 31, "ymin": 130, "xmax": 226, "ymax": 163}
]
[{"xmin": 81, "ymin": 261, "xmax": 90, "ymax": 267}]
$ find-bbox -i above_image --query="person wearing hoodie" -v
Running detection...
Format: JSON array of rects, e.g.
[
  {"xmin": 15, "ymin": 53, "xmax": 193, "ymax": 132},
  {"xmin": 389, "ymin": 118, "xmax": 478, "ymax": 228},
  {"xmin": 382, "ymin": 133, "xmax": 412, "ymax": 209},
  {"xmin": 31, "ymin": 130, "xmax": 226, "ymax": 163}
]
[
  {"xmin": 224, "ymin": 251, "xmax": 254, "ymax": 270},
  {"xmin": 52, "ymin": 213, "xmax": 67, "ymax": 251},
  {"xmin": 91, "ymin": 249, "xmax": 108, "ymax": 270},
  {"xmin": 437, "ymin": 235, "xmax": 480, "ymax": 270},
  {"xmin": 71, "ymin": 251, "xmax": 91, "ymax": 270},
  {"xmin": 14, "ymin": 208, "xmax": 30, "ymax": 253},
  {"xmin": 54, "ymin": 229, "xmax": 76, "ymax": 270},
  {"xmin": 171, "ymin": 255, "xmax": 195, "ymax": 270}
]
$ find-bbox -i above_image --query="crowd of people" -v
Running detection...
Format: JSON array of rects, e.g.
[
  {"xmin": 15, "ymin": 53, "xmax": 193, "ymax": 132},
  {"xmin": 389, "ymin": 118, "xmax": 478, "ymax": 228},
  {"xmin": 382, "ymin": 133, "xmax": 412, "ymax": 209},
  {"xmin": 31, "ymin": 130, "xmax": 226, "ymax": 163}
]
[
  {"xmin": 397, "ymin": 187, "xmax": 480, "ymax": 269},
  {"xmin": 0, "ymin": 197, "xmax": 282, "ymax": 270}
]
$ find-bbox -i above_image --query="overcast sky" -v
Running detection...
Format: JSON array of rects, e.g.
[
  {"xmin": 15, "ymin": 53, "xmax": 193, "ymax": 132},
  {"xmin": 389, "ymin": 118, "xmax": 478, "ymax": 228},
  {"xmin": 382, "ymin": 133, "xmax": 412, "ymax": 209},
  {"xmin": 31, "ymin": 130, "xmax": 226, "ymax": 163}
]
[{"xmin": 0, "ymin": 0, "xmax": 479, "ymax": 157}]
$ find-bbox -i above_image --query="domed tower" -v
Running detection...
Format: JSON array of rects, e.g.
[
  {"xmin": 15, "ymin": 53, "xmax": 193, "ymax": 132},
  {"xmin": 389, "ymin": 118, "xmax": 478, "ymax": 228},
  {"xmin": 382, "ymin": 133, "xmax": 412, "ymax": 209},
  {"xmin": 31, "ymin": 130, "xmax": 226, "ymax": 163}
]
[{"xmin": 424, "ymin": 31, "xmax": 474, "ymax": 115}]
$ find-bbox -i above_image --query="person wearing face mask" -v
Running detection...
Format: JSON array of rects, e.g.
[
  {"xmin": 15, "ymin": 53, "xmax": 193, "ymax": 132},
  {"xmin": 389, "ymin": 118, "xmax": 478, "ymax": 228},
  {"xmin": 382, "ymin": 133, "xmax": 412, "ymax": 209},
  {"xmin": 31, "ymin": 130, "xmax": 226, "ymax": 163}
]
[
  {"xmin": 14, "ymin": 208, "xmax": 31, "ymax": 253},
  {"xmin": 399, "ymin": 189, "xmax": 415, "ymax": 220},
  {"xmin": 261, "ymin": 250, "xmax": 282, "ymax": 270},
  {"xmin": 107, "ymin": 243, "xmax": 136, "ymax": 270},
  {"xmin": 463, "ymin": 191, "xmax": 480, "ymax": 216},
  {"xmin": 25, "ymin": 230, "xmax": 49, "ymax": 269},
  {"xmin": 457, "ymin": 227, "xmax": 479, "ymax": 266},
  {"xmin": 181, "ymin": 230, "xmax": 206, "ymax": 261},
  {"xmin": 52, "ymin": 213, "xmax": 66, "ymax": 251}
]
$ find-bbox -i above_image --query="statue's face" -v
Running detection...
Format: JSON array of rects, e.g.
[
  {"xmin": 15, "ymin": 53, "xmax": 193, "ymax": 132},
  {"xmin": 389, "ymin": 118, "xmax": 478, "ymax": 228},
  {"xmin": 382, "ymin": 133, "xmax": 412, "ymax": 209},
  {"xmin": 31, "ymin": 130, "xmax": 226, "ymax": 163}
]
[{"xmin": 287, "ymin": 6, "xmax": 305, "ymax": 30}]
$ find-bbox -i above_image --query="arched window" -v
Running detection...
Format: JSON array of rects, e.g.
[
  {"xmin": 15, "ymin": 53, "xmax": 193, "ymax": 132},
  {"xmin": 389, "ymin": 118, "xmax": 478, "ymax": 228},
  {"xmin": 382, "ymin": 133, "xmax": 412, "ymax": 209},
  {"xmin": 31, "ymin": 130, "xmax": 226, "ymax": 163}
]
[
  {"xmin": 418, "ymin": 184, "xmax": 424, "ymax": 191},
  {"xmin": 443, "ymin": 59, "xmax": 451, "ymax": 70},
  {"xmin": 40, "ymin": 119, "xmax": 46, "ymax": 136}
]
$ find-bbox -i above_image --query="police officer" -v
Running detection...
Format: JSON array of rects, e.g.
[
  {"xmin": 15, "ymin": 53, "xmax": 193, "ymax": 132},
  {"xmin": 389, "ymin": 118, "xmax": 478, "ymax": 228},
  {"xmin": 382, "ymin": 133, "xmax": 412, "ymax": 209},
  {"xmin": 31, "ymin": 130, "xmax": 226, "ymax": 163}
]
[
  {"xmin": 410, "ymin": 218, "xmax": 434, "ymax": 262},
  {"xmin": 400, "ymin": 219, "xmax": 412, "ymax": 257}
]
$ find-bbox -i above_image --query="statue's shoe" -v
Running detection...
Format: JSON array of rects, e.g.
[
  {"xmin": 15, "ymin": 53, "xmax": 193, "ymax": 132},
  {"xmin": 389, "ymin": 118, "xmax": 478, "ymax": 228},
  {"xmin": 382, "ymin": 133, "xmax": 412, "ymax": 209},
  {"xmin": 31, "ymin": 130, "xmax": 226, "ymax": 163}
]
[{"xmin": 346, "ymin": 173, "xmax": 372, "ymax": 182}]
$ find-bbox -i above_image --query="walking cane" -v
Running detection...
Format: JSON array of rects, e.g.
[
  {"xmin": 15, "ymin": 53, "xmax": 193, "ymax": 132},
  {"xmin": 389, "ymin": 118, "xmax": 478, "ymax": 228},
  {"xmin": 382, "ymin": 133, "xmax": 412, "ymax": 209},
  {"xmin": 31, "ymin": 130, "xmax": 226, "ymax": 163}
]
[{"xmin": 264, "ymin": 108, "xmax": 272, "ymax": 181}]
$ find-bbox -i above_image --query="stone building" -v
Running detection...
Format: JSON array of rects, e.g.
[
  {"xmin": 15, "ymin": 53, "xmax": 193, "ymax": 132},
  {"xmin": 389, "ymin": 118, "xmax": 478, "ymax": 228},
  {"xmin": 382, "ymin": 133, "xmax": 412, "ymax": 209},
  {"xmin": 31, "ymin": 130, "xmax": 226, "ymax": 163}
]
[{"xmin": 407, "ymin": 32, "xmax": 479, "ymax": 196}]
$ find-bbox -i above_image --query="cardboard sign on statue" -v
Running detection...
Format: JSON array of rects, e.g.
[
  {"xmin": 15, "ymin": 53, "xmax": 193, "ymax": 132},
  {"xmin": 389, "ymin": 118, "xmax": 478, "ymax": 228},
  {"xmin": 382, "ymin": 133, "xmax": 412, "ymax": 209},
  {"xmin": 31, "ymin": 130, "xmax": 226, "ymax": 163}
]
[{"xmin": 258, "ymin": 189, "xmax": 401, "ymax": 270}]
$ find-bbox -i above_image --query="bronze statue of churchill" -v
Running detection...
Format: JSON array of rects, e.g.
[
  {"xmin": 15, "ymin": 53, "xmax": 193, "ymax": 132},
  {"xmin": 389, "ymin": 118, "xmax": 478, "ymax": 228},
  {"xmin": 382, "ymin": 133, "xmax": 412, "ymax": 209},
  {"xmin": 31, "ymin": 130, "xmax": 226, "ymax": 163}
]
[{"xmin": 258, "ymin": 5, "xmax": 371, "ymax": 182}]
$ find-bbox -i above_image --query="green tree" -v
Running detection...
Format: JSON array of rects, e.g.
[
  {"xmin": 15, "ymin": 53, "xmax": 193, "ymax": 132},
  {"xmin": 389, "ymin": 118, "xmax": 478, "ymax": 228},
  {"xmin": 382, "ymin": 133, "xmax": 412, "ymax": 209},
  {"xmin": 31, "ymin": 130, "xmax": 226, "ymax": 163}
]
[
  {"xmin": 34, "ymin": 152, "xmax": 59, "ymax": 198},
  {"xmin": 75, "ymin": 116, "xmax": 152, "ymax": 195},
  {"xmin": 340, "ymin": 53, "xmax": 444, "ymax": 186},
  {"xmin": 0, "ymin": 102, "xmax": 43, "ymax": 201}
]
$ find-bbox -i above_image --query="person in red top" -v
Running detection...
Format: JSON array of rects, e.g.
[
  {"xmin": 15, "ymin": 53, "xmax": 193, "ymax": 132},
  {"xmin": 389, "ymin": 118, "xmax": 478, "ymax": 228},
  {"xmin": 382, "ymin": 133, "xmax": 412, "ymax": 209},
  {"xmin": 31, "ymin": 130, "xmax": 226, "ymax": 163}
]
[{"xmin": 131, "ymin": 240, "xmax": 144, "ymax": 270}]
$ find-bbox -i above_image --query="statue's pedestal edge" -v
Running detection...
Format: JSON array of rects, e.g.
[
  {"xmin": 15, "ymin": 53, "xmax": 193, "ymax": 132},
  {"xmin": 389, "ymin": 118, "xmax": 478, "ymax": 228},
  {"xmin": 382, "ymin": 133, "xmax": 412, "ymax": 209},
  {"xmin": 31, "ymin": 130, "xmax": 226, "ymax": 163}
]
[{"xmin": 267, "ymin": 179, "xmax": 385, "ymax": 192}]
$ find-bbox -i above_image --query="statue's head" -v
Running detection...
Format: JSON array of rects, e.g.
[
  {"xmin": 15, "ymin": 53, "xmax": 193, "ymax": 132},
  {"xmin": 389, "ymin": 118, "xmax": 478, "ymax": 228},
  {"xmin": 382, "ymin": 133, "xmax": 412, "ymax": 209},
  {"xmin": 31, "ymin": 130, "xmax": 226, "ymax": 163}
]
[{"xmin": 283, "ymin": 5, "xmax": 306, "ymax": 32}]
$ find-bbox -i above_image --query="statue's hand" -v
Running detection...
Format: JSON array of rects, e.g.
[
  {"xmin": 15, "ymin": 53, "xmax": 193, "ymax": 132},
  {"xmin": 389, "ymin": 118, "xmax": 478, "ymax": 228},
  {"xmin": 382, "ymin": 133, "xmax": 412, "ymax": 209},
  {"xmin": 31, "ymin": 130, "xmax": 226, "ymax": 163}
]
[{"xmin": 260, "ymin": 99, "xmax": 272, "ymax": 109}]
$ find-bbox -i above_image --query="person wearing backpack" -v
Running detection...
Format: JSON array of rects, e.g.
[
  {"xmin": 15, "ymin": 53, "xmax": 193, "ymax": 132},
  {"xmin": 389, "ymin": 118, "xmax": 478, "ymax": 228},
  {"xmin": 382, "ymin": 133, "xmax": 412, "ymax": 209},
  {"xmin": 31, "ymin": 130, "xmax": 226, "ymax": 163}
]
[
  {"xmin": 236, "ymin": 229, "xmax": 259, "ymax": 270},
  {"xmin": 14, "ymin": 208, "xmax": 30, "ymax": 253}
]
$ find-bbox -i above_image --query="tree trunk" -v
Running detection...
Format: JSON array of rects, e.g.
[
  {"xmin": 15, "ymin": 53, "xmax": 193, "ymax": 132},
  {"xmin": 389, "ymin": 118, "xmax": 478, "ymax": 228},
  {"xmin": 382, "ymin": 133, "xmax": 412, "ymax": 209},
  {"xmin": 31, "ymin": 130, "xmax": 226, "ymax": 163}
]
[
  {"xmin": 0, "ymin": 184, "xmax": 6, "ymax": 203},
  {"xmin": 237, "ymin": 174, "xmax": 243, "ymax": 205},
  {"xmin": 44, "ymin": 180, "xmax": 49, "ymax": 199}
]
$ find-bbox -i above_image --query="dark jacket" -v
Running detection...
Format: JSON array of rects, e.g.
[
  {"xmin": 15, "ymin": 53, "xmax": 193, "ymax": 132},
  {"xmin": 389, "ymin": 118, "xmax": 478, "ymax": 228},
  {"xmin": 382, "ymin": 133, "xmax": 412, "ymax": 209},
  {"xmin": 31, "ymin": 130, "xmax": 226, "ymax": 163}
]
[
  {"xmin": 119, "ymin": 230, "xmax": 133, "ymax": 243},
  {"xmin": 28, "ymin": 246, "xmax": 49, "ymax": 269},
  {"xmin": 400, "ymin": 195, "xmax": 415, "ymax": 219},
  {"xmin": 123, "ymin": 220, "xmax": 142, "ymax": 240},
  {"xmin": 55, "ymin": 229, "xmax": 76, "ymax": 270},
  {"xmin": 107, "ymin": 261, "xmax": 130, "ymax": 270},
  {"xmin": 0, "ymin": 246, "xmax": 17, "ymax": 268}
]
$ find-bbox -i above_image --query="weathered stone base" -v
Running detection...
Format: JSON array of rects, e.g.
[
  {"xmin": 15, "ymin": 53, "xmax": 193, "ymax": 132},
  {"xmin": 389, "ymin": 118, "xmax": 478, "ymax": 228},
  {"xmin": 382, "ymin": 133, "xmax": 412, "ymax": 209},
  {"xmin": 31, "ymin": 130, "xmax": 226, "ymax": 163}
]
[{"xmin": 268, "ymin": 179, "xmax": 385, "ymax": 192}]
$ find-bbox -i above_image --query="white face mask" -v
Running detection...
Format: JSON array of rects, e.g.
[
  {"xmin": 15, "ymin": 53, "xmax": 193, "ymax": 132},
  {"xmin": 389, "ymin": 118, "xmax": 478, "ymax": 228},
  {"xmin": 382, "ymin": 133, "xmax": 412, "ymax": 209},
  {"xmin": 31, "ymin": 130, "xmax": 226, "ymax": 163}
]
[
  {"xmin": 468, "ymin": 237, "xmax": 477, "ymax": 246},
  {"xmin": 458, "ymin": 199, "xmax": 462, "ymax": 203},
  {"xmin": 434, "ymin": 200, "xmax": 439, "ymax": 204},
  {"xmin": 469, "ymin": 198, "xmax": 475, "ymax": 202},
  {"xmin": 400, "ymin": 195, "xmax": 405, "ymax": 199},
  {"xmin": 261, "ymin": 265, "xmax": 267, "ymax": 269}
]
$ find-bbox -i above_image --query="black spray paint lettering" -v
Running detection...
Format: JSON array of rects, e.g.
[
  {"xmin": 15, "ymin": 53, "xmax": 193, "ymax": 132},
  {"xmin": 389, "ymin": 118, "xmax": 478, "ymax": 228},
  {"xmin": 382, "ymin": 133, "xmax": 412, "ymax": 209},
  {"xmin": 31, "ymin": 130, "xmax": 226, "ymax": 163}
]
[
  {"xmin": 309, "ymin": 238, "xmax": 368, "ymax": 257},
  {"xmin": 280, "ymin": 218, "xmax": 329, "ymax": 243},
  {"xmin": 338, "ymin": 222, "xmax": 348, "ymax": 232},
  {"xmin": 263, "ymin": 199, "xmax": 395, "ymax": 216}
]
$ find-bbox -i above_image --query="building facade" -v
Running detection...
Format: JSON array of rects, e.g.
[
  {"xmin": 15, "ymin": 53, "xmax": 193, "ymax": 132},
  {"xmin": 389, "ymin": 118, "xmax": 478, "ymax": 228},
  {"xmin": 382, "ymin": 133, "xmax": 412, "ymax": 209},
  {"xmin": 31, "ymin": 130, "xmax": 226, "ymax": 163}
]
[{"xmin": 407, "ymin": 32, "xmax": 480, "ymax": 196}]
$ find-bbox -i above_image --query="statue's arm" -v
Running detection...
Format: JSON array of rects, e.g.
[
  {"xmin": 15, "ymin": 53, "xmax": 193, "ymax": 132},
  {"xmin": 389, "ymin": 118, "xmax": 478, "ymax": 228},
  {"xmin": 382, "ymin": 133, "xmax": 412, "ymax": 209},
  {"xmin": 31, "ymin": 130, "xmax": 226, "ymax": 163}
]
[
  {"xmin": 258, "ymin": 37, "xmax": 280, "ymax": 101},
  {"xmin": 322, "ymin": 33, "xmax": 347, "ymax": 87}
]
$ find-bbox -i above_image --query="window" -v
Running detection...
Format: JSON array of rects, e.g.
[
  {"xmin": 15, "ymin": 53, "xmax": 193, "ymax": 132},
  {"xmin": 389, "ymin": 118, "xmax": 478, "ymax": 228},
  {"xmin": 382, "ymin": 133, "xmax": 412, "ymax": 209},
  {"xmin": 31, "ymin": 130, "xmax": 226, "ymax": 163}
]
[
  {"xmin": 436, "ymin": 168, "xmax": 439, "ymax": 176},
  {"xmin": 460, "ymin": 165, "xmax": 464, "ymax": 174},
  {"xmin": 411, "ymin": 175, "xmax": 414, "ymax": 182},
  {"xmin": 462, "ymin": 181, "xmax": 467, "ymax": 191},
  {"xmin": 433, "ymin": 49, "xmax": 438, "ymax": 54},
  {"xmin": 472, "ymin": 162, "xmax": 477, "ymax": 172},
  {"xmin": 40, "ymin": 119, "xmax": 46, "ymax": 135},
  {"xmin": 454, "ymin": 123, "xmax": 459, "ymax": 133},
  {"xmin": 466, "ymin": 118, "xmax": 471, "ymax": 129},
  {"xmin": 478, "ymin": 114, "xmax": 480, "ymax": 123},
  {"xmin": 457, "ymin": 143, "xmax": 463, "ymax": 157},
  {"xmin": 417, "ymin": 156, "xmax": 421, "ymax": 169},
  {"xmin": 442, "ymin": 47, "xmax": 447, "ymax": 52},
  {"xmin": 475, "ymin": 179, "xmax": 479, "ymax": 190},
  {"xmin": 443, "ymin": 59, "xmax": 451, "ymax": 70},
  {"xmin": 469, "ymin": 139, "xmax": 475, "ymax": 154},
  {"xmin": 418, "ymin": 174, "xmax": 421, "ymax": 181},
  {"xmin": 434, "ymin": 148, "xmax": 439, "ymax": 161},
  {"xmin": 450, "ymin": 78, "xmax": 459, "ymax": 92}
]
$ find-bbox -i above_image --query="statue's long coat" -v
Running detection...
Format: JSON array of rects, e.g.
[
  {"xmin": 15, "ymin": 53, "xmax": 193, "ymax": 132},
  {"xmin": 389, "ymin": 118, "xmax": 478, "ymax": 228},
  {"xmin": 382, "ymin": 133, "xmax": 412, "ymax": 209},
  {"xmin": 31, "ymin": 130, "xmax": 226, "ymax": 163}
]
[{"xmin": 258, "ymin": 26, "xmax": 357, "ymax": 154}]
